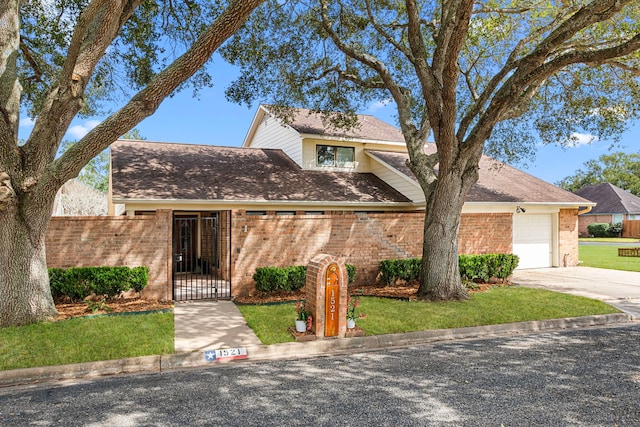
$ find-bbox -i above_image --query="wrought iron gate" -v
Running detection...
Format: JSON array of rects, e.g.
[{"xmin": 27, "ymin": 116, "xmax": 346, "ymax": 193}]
[{"xmin": 173, "ymin": 212, "xmax": 231, "ymax": 301}]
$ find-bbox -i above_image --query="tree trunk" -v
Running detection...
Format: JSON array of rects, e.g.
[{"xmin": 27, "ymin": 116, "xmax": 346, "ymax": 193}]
[
  {"xmin": 0, "ymin": 200, "xmax": 57, "ymax": 327},
  {"xmin": 417, "ymin": 171, "xmax": 469, "ymax": 301},
  {"xmin": 416, "ymin": 145, "xmax": 481, "ymax": 301}
]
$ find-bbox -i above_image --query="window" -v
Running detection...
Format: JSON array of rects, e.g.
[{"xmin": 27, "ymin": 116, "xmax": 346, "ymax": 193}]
[
  {"xmin": 316, "ymin": 145, "xmax": 355, "ymax": 167},
  {"xmin": 612, "ymin": 214, "xmax": 624, "ymax": 224}
]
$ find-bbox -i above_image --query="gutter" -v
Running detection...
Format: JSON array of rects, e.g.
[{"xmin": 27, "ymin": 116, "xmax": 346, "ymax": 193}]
[{"xmin": 578, "ymin": 206, "xmax": 593, "ymax": 215}]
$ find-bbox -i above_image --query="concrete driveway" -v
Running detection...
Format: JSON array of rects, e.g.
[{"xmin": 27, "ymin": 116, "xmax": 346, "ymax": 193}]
[{"xmin": 512, "ymin": 267, "xmax": 640, "ymax": 319}]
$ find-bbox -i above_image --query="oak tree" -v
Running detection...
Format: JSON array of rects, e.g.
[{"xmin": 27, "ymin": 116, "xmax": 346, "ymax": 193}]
[
  {"xmin": 222, "ymin": 0, "xmax": 640, "ymax": 301},
  {"xmin": 0, "ymin": 0, "xmax": 264, "ymax": 326}
]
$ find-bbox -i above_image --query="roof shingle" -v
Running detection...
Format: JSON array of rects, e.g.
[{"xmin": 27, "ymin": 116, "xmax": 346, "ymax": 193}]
[
  {"xmin": 265, "ymin": 106, "xmax": 405, "ymax": 142},
  {"xmin": 111, "ymin": 141, "xmax": 411, "ymax": 205},
  {"xmin": 574, "ymin": 183, "xmax": 640, "ymax": 214},
  {"xmin": 367, "ymin": 148, "xmax": 591, "ymax": 204}
]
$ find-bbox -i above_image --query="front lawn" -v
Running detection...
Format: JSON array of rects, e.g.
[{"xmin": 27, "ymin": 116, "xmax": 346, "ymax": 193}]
[
  {"xmin": 579, "ymin": 245, "xmax": 640, "ymax": 272},
  {"xmin": 0, "ymin": 312, "xmax": 174, "ymax": 371},
  {"xmin": 237, "ymin": 287, "xmax": 619, "ymax": 345}
]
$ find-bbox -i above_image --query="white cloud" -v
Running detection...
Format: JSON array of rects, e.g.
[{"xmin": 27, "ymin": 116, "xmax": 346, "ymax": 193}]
[
  {"xmin": 19, "ymin": 117, "xmax": 35, "ymax": 127},
  {"xmin": 67, "ymin": 120, "xmax": 101, "ymax": 139},
  {"xmin": 564, "ymin": 132, "xmax": 597, "ymax": 147},
  {"xmin": 366, "ymin": 99, "xmax": 392, "ymax": 113}
]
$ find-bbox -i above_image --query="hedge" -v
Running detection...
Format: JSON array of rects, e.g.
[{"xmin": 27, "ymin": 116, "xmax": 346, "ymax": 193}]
[
  {"xmin": 49, "ymin": 266, "xmax": 149, "ymax": 300},
  {"xmin": 379, "ymin": 254, "xmax": 519, "ymax": 285},
  {"xmin": 587, "ymin": 222, "xmax": 624, "ymax": 238},
  {"xmin": 253, "ymin": 264, "xmax": 356, "ymax": 293}
]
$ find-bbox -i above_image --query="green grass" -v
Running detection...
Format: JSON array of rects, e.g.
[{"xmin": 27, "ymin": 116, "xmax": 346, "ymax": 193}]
[
  {"xmin": 238, "ymin": 287, "xmax": 619, "ymax": 345},
  {"xmin": 579, "ymin": 245, "xmax": 640, "ymax": 272},
  {"xmin": 0, "ymin": 312, "xmax": 174, "ymax": 371},
  {"xmin": 579, "ymin": 237, "xmax": 640, "ymax": 243}
]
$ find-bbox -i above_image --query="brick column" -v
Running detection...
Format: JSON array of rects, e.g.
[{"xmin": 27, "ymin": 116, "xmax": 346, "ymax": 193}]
[{"xmin": 305, "ymin": 254, "xmax": 348, "ymax": 339}]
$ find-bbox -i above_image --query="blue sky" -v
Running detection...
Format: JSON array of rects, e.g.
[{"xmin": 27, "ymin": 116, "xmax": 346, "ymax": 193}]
[{"xmin": 19, "ymin": 54, "xmax": 640, "ymax": 186}]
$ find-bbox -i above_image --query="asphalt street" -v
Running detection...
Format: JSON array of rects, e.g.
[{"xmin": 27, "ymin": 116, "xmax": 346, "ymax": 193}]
[{"xmin": 1, "ymin": 324, "xmax": 639, "ymax": 426}]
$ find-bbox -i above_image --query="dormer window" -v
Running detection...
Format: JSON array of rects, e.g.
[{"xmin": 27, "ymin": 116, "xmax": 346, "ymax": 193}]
[{"xmin": 316, "ymin": 145, "xmax": 355, "ymax": 167}]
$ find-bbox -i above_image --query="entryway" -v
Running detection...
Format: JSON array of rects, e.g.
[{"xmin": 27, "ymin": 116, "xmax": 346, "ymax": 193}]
[{"xmin": 172, "ymin": 212, "xmax": 231, "ymax": 301}]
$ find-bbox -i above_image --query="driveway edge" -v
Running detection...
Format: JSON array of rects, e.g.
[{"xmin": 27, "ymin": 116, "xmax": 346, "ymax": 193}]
[{"xmin": 0, "ymin": 313, "xmax": 633, "ymax": 388}]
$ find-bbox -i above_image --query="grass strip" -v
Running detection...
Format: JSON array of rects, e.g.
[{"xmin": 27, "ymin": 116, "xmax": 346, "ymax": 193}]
[
  {"xmin": 0, "ymin": 311, "xmax": 174, "ymax": 371},
  {"xmin": 238, "ymin": 287, "xmax": 619, "ymax": 345},
  {"xmin": 579, "ymin": 245, "xmax": 640, "ymax": 272}
]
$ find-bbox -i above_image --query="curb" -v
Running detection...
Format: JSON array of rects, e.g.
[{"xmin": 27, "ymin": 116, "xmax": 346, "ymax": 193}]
[{"xmin": 0, "ymin": 313, "xmax": 633, "ymax": 388}]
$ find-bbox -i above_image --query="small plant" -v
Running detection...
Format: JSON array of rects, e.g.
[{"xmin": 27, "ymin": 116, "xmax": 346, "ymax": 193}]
[
  {"xmin": 346, "ymin": 295, "xmax": 365, "ymax": 321},
  {"xmin": 296, "ymin": 300, "xmax": 313, "ymax": 331},
  {"xmin": 86, "ymin": 297, "xmax": 113, "ymax": 313}
]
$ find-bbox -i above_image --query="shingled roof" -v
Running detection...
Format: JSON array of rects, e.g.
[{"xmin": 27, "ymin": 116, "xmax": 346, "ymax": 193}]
[
  {"xmin": 111, "ymin": 140, "xmax": 411, "ymax": 205},
  {"xmin": 262, "ymin": 105, "xmax": 405, "ymax": 143},
  {"xmin": 574, "ymin": 183, "xmax": 640, "ymax": 214},
  {"xmin": 367, "ymin": 149, "xmax": 592, "ymax": 205}
]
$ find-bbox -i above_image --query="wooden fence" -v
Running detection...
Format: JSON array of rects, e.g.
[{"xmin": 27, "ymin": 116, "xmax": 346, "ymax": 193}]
[{"xmin": 622, "ymin": 220, "xmax": 640, "ymax": 238}]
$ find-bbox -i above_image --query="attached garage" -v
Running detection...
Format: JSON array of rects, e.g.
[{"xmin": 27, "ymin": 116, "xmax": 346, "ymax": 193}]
[{"xmin": 513, "ymin": 214, "xmax": 553, "ymax": 269}]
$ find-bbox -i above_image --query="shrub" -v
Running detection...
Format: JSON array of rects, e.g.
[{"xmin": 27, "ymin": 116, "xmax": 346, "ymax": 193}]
[
  {"xmin": 485, "ymin": 254, "xmax": 519, "ymax": 280},
  {"xmin": 459, "ymin": 255, "xmax": 489, "ymax": 283},
  {"xmin": 346, "ymin": 264, "xmax": 356, "ymax": 284},
  {"xmin": 380, "ymin": 254, "xmax": 519, "ymax": 285},
  {"xmin": 48, "ymin": 266, "xmax": 149, "ymax": 300},
  {"xmin": 609, "ymin": 222, "xmax": 623, "ymax": 237},
  {"xmin": 285, "ymin": 266, "xmax": 307, "ymax": 291},
  {"xmin": 254, "ymin": 263, "xmax": 358, "ymax": 293},
  {"xmin": 587, "ymin": 222, "xmax": 610, "ymax": 237},
  {"xmin": 253, "ymin": 267, "xmax": 289, "ymax": 293},
  {"xmin": 379, "ymin": 258, "xmax": 421, "ymax": 285}
]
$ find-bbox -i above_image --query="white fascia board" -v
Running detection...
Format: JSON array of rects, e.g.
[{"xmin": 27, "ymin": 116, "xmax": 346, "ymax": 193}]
[
  {"xmin": 300, "ymin": 133, "xmax": 405, "ymax": 146},
  {"xmin": 112, "ymin": 198, "xmax": 420, "ymax": 211},
  {"xmin": 241, "ymin": 105, "xmax": 268, "ymax": 147},
  {"xmin": 461, "ymin": 202, "xmax": 595, "ymax": 214}
]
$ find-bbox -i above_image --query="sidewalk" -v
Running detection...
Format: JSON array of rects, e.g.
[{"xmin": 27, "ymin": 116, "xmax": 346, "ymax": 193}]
[{"xmin": 173, "ymin": 301, "xmax": 261, "ymax": 352}]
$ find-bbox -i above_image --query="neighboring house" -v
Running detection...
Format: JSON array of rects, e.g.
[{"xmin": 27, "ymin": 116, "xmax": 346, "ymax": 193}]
[
  {"xmin": 53, "ymin": 179, "xmax": 107, "ymax": 216},
  {"xmin": 574, "ymin": 183, "xmax": 640, "ymax": 236},
  {"xmin": 108, "ymin": 105, "xmax": 592, "ymax": 300}
]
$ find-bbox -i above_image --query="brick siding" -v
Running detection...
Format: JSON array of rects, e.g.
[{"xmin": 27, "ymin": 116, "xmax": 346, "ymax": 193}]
[
  {"xmin": 231, "ymin": 211, "xmax": 514, "ymax": 296},
  {"xmin": 559, "ymin": 208, "xmax": 579, "ymax": 266},
  {"xmin": 45, "ymin": 210, "xmax": 172, "ymax": 300},
  {"xmin": 44, "ymin": 208, "xmax": 578, "ymax": 299}
]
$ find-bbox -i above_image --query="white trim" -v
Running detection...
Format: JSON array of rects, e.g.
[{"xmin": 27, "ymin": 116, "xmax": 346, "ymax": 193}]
[
  {"xmin": 300, "ymin": 133, "xmax": 405, "ymax": 146},
  {"xmin": 365, "ymin": 150, "xmax": 422, "ymax": 190},
  {"xmin": 241, "ymin": 105, "xmax": 269, "ymax": 147}
]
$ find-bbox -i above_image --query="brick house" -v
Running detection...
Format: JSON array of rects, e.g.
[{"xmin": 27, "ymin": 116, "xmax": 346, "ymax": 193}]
[
  {"xmin": 107, "ymin": 105, "xmax": 592, "ymax": 301},
  {"xmin": 574, "ymin": 183, "xmax": 640, "ymax": 236}
]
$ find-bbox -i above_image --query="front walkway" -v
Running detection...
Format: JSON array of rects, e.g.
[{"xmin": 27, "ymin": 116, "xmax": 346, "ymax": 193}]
[
  {"xmin": 173, "ymin": 300, "xmax": 261, "ymax": 353},
  {"xmin": 512, "ymin": 266, "xmax": 640, "ymax": 319}
]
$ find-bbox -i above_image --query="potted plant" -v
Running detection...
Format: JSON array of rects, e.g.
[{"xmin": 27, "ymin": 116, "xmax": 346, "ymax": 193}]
[
  {"xmin": 346, "ymin": 295, "xmax": 364, "ymax": 329},
  {"xmin": 295, "ymin": 300, "xmax": 312, "ymax": 332}
]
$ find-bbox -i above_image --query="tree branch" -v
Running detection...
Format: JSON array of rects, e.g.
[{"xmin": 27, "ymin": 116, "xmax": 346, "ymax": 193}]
[
  {"xmin": 461, "ymin": 0, "xmax": 635, "ymax": 145},
  {"xmin": 24, "ymin": 1, "xmax": 142, "ymax": 183},
  {"xmin": 48, "ymin": 0, "xmax": 265, "ymax": 190}
]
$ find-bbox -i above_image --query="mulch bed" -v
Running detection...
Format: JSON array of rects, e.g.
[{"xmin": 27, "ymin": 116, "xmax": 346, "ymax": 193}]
[
  {"xmin": 55, "ymin": 298, "xmax": 174, "ymax": 320},
  {"xmin": 233, "ymin": 281, "xmax": 504, "ymax": 305}
]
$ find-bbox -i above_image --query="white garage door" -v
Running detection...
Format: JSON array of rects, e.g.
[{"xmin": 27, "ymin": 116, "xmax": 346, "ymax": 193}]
[{"xmin": 513, "ymin": 214, "xmax": 553, "ymax": 269}]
